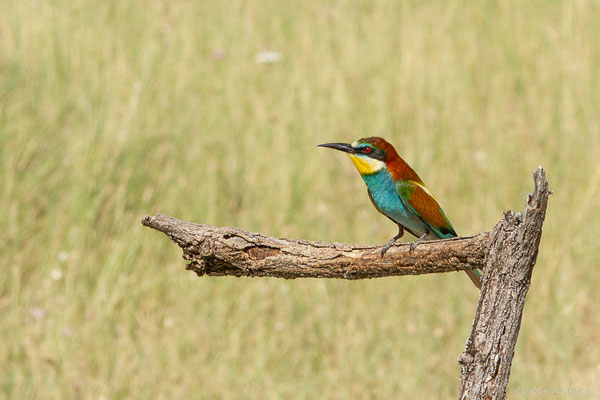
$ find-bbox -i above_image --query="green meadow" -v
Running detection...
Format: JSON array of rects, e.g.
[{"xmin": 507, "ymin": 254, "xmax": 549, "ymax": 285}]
[{"xmin": 1, "ymin": 0, "xmax": 599, "ymax": 398}]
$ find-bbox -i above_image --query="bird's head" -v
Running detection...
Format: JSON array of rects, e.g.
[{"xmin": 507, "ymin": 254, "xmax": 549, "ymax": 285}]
[{"xmin": 318, "ymin": 137, "xmax": 397, "ymax": 175}]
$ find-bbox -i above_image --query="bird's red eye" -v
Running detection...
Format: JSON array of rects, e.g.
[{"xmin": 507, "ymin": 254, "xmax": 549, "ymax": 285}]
[{"xmin": 364, "ymin": 146, "xmax": 372, "ymax": 153}]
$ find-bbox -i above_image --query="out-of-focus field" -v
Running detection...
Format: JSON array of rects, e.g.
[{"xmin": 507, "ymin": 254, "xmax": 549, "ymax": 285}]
[{"xmin": 1, "ymin": 0, "xmax": 599, "ymax": 398}]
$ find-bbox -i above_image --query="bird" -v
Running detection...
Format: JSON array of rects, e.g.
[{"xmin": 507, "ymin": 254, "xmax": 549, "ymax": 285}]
[{"xmin": 318, "ymin": 136, "xmax": 482, "ymax": 289}]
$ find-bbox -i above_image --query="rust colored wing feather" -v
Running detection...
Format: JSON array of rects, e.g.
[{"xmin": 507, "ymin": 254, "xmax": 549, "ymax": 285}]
[{"xmin": 396, "ymin": 180, "xmax": 457, "ymax": 238}]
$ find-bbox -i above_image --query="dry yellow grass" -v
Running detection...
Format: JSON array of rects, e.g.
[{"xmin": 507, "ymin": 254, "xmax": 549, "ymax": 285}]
[{"xmin": 1, "ymin": 0, "xmax": 599, "ymax": 398}]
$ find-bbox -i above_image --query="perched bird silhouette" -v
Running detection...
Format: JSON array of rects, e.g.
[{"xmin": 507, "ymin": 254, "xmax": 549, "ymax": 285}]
[{"xmin": 319, "ymin": 137, "xmax": 482, "ymax": 288}]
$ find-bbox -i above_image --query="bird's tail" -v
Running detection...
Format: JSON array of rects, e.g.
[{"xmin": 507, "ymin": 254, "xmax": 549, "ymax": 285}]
[{"xmin": 465, "ymin": 269, "xmax": 482, "ymax": 289}]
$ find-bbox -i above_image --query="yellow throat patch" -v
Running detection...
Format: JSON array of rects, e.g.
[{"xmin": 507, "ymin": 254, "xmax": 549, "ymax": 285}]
[{"xmin": 349, "ymin": 154, "xmax": 385, "ymax": 175}]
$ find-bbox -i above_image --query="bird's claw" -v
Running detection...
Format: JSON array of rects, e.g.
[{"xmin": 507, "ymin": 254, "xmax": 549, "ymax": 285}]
[
  {"xmin": 381, "ymin": 225, "xmax": 404, "ymax": 257},
  {"xmin": 409, "ymin": 242, "xmax": 419, "ymax": 253},
  {"xmin": 380, "ymin": 244, "xmax": 391, "ymax": 257},
  {"xmin": 409, "ymin": 231, "xmax": 429, "ymax": 253}
]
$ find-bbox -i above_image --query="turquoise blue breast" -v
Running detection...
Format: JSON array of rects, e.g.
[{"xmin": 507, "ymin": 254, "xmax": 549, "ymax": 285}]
[{"xmin": 361, "ymin": 170, "xmax": 428, "ymax": 236}]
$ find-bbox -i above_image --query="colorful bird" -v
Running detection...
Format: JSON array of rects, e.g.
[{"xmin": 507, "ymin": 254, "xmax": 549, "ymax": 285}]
[{"xmin": 319, "ymin": 137, "xmax": 482, "ymax": 289}]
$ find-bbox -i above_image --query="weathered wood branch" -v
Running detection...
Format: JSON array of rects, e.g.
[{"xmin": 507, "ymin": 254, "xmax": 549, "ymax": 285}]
[
  {"xmin": 458, "ymin": 166, "xmax": 549, "ymax": 399},
  {"xmin": 141, "ymin": 216, "xmax": 488, "ymax": 279},
  {"xmin": 141, "ymin": 167, "xmax": 549, "ymax": 400}
]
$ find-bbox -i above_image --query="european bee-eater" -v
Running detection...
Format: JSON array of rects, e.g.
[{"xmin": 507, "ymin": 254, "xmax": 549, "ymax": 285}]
[{"xmin": 319, "ymin": 137, "xmax": 482, "ymax": 289}]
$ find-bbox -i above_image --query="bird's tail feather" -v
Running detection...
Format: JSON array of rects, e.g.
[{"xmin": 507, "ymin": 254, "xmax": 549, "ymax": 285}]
[{"xmin": 465, "ymin": 269, "xmax": 482, "ymax": 289}]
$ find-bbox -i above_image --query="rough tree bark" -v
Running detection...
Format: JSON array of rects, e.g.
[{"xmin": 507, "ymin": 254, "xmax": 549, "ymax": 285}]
[
  {"xmin": 457, "ymin": 167, "xmax": 549, "ymax": 399},
  {"xmin": 141, "ymin": 214, "xmax": 488, "ymax": 279},
  {"xmin": 142, "ymin": 167, "xmax": 549, "ymax": 400}
]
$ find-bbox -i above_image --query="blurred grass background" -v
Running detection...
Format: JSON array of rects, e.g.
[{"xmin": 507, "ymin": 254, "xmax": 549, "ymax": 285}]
[{"xmin": 1, "ymin": 0, "xmax": 599, "ymax": 398}]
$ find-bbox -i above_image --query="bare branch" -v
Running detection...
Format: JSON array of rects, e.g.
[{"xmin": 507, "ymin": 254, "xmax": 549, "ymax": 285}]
[{"xmin": 141, "ymin": 215, "xmax": 488, "ymax": 280}]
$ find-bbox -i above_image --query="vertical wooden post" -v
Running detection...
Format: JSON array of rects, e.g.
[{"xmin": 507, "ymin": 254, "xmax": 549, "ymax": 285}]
[{"xmin": 458, "ymin": 167, "xmax": 550, "ymax": 399}]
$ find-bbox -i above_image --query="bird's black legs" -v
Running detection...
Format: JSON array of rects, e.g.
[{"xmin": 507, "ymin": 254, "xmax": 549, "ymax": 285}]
[
  {"xmin": 381, "ymin": 227, "xmax": 431, "ymax": 256},
  {"xmin": 381, "ymin": 225, "xmax": 404, "ymax": 257},
  {"xmin": 409, "ymin": 230, "xmax": 430, "ymax": 253}
]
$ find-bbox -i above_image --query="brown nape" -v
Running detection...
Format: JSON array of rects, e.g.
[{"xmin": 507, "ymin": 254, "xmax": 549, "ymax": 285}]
[{"xmin": 357, "ymin": 136, "xmax": 423, "ymax": 182}]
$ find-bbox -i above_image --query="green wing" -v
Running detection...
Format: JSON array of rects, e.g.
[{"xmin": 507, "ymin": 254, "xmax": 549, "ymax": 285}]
[{"xmin": 395, "ymin": 180, "xmax": 457, "ymax": 239}]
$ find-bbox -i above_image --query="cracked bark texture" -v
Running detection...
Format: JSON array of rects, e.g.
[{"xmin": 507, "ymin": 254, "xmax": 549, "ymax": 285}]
[
  {"xmin": 458, "ymin": 167, "xmax": 549, "ymax": 399},
  {"xmin": 141, "ymin": 167, "xmax": 549, "ymax": 400},
  {"xmin": 141, "ymin": 215, "xmax": 488, "ymax": 279}
]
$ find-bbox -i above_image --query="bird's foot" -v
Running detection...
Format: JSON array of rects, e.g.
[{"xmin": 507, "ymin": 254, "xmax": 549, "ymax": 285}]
[
  {"xmin": 380, "ymin": 225, "xmax": 405, "ymax": 257},
  {"xmin": 409, "ymin": 231, "xmax": 429, "ymax": 253},
  {"xmin": 380, "ymin": 240, "xmax": 395, "ymax": 257},
  {"xmin": 408, "ymin": 241, "xmax": 420, "ymax": 253}
]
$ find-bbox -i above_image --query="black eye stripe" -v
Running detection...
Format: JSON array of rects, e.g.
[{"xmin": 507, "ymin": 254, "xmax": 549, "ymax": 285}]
[
  {"xmin": 369, "ymin": 149, "xmax": 386, "ymax": 161},
  {"xmin": 353, "ymin": 145, "xmax": 386, "ymax": 161}
]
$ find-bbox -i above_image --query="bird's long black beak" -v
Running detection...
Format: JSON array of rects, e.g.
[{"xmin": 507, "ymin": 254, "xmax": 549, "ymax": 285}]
[{"xmin": 317, "ymin": 142, "xmax": 355, "ymax": 154}]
